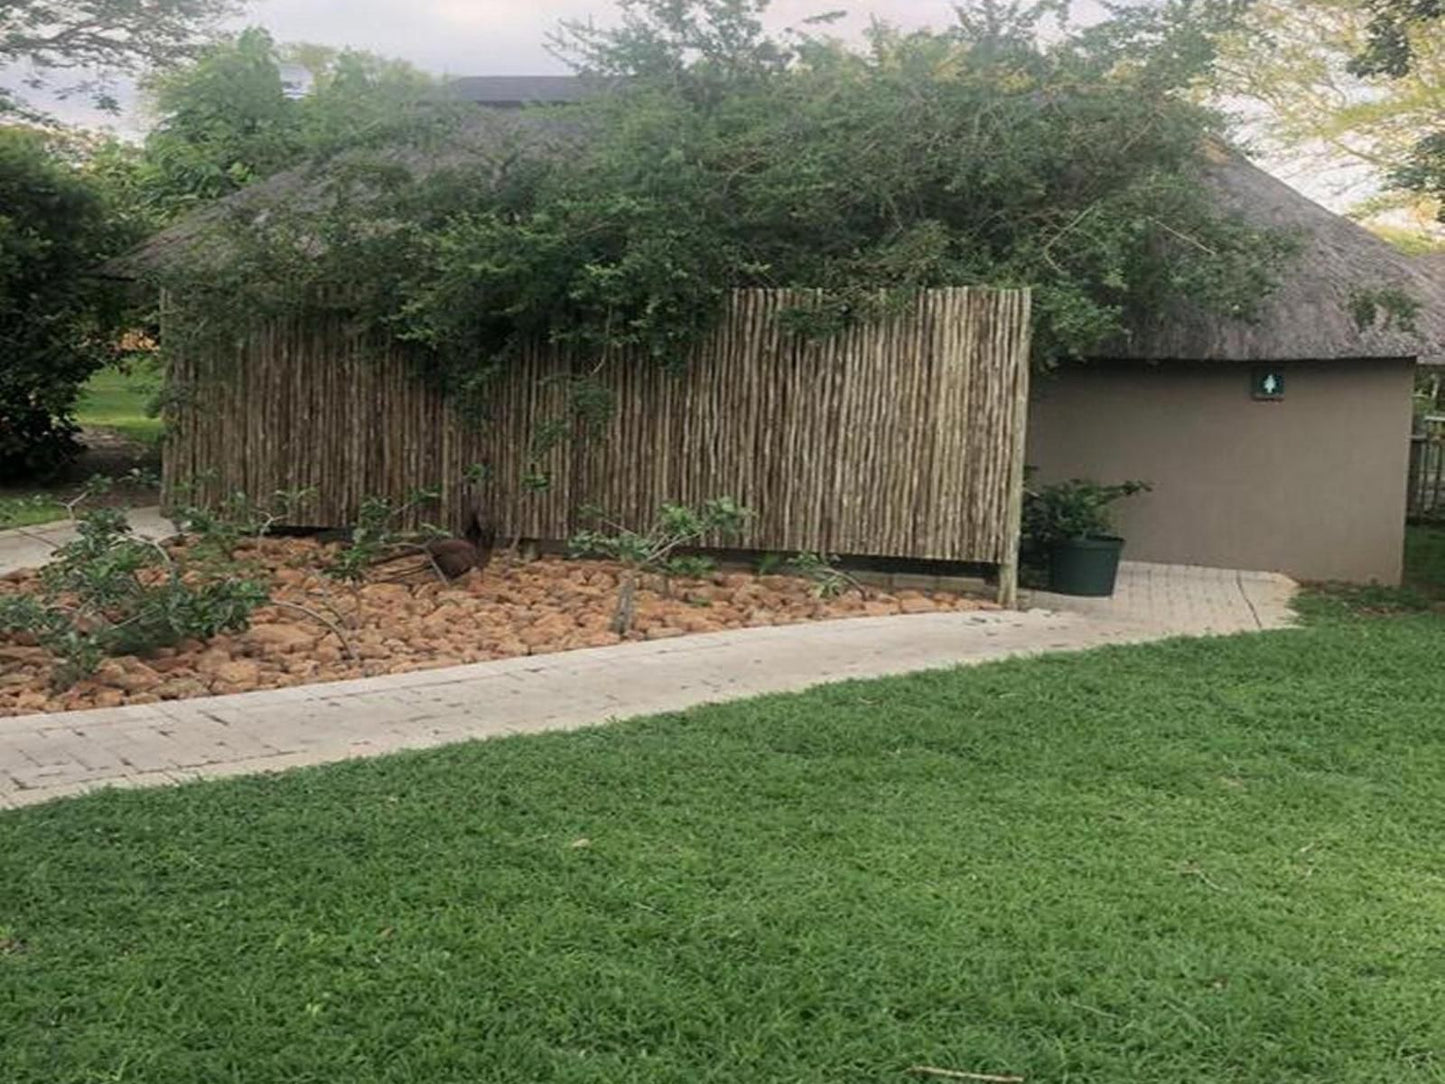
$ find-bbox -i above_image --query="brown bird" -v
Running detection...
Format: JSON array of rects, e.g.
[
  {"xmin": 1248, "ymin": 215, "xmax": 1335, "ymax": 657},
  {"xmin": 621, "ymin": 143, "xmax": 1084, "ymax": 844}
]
[{"xmin": 372, "ymin": 506, "xmax": 498, "ymax": 582}]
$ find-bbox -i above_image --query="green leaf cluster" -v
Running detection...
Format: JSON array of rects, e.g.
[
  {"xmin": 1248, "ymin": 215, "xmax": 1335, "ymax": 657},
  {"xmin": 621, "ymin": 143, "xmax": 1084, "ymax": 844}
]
[
  {"xmin": 1022, "ymin": 476, "xmax": 1152, "ymax": 548},
  {"xmin": 0, "ymin": 128, "xmax": 135, "ymax": 477},
  {"xmin": 0, "ymin": 506, "xmax": 267, "ymax": 687},
  {"xmin": 150, "ymin": 1, "xmax": 1299, "ymax": 402}
]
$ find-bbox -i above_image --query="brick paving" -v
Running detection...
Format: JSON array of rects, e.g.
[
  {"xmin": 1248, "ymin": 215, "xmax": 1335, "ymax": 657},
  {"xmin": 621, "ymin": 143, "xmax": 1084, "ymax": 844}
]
[{"xmin": 0, "ymin": 516, "xmax": 1297, "ymax": 811}]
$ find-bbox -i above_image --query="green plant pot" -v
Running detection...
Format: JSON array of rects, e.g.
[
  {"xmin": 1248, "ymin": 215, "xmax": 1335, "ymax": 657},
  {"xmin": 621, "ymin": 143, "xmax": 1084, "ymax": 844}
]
[{"xmin": 1048, "ymin": 536, "xmax": 1124, "ymax": 597}]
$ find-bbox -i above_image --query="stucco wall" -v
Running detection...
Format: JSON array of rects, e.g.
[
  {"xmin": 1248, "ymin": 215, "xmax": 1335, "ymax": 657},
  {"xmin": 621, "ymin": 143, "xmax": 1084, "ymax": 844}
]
[{"xmin": 1025, "ymin": 359, "xmax": 1415, "ymax": 584}]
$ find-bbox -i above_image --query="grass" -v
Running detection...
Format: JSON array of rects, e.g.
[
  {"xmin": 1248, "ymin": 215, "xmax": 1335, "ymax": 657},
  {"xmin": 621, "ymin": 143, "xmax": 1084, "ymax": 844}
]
[
  {"xmin": 73, "ymin": 362, "xmax": 164, "ymax": 446},
  {"xmin": 0, "ymin": 495, "xmax": 65, "ymax": 530},
  {"xmin": 1295, "ymin": 524, "xmax": 1445, "ymax": 620},
  {"xmin": 3, "ymin": 610, "xmax": 1445, "ymax": 1081}
]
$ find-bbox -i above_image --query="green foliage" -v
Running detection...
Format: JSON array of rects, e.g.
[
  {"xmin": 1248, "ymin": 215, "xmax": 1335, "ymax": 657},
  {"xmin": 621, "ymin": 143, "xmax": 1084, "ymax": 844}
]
[
  {"xmin": 570, "ymin": 497, "xmax": 750, "ymax": 631},
  {"xmin": 1022, "ymin": 476, "xmax": 1151, "ymax": 548},
  {"xmin": 0, "ymin": 495, "xmax": 64, "ymax": 530},
  {"xmin": 138, "ymin": 27, "xmax": 436, "ymax": 221},
  {"xmin": 1392, "ymin": 131, "xmax": 1445, "ymax": 221},
  {"xmin": 1213, "ymin": 0, "xmax": 1444, "ymax": 225},
  {"xmin": 757, "ymin": 551, "xmax": 859, "ymax": 598},
  {"xmin": 150, "ymin": 0, "xmax": 1297, "ymax": 408},
  {"xmin": 661, "ymin": 555, "xmax": 717, "ymax": 580},
  {"xmin": 323, "ymin": 487, "xmax": 444, "ymax": 585},
  {"xmin": 0, "ymin": 506, "xmax": 266, "ymax": 686},
  {"xmin": 8, "ymin": 617, "xmax": 1445, "ymax": 1081},
  {"xmin": 783, "ymin": 551, "xmax": 860, "ymax": 599},
  {"xmin": 1348, "ymin": 285, "xmax": 1423, "ymax": 331},
  {"xmin": 0, "ymin": 128, "xmax": 137, "ymax": 478},
  {"xmin": 172, "ymin": 485, "xmax": 318, "ymax": 562},
  {"xmin": 0, "ymin": 0, "xmax": 240, "ymax": 118},
  {"xmin": 1348, "ymin": 0, "xmax": 1442, "ymax": 78}
]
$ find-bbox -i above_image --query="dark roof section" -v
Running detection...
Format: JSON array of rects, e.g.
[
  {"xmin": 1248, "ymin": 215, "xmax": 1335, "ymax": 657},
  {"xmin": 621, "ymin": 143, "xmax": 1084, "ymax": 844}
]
[
  {"xmin": 439, "ymin": 75, "xmax": 594, "ymax": 106},
  {"xmin": 1113, "ymin": 143, "xmax": 1445, "ymax": 364}
]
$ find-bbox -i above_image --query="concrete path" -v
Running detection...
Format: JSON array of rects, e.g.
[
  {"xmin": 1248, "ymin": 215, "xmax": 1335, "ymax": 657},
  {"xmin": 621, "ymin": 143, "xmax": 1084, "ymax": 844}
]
[
  {"xmin": 0, "ymin": 521, "xmax": 1297, "ymax": 811},
  {"xmin": 0, "ymin": 507, "xmax": 172, "ymax": 571}
]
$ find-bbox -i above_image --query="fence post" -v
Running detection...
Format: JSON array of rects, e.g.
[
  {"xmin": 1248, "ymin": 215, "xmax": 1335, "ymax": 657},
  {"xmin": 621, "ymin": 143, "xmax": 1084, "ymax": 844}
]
[{"xmin": 996, "ymin": 288, "xmax": 1033, "ymax": 609}]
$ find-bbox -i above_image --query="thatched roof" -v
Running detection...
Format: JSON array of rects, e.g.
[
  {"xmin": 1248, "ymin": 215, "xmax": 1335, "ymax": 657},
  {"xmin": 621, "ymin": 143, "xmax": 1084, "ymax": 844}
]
[
  {"xmin": 108, "ymin": 86, "xmax": 1445, "ymax": 363},
  {"xmin": 1113, "ymin": 144, "xmax": 1445, "ymax": 363},
  {"xmin": 439, "ymin": 75, "xmax": 601, "ymax": 106},
  {"xmin": 101, "ymin": 107, "xmax": 583, "ymax": 279}
]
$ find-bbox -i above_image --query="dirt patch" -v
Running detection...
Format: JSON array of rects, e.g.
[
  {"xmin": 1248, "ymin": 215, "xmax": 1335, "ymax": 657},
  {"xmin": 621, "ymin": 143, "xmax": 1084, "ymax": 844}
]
[
  {"xmin": 0, "ymin": 428, "xmax": 161, "ymax": 509},
  {"xmin": 0, "ymin": 537, "xmax": 997, "ymax": 717}
]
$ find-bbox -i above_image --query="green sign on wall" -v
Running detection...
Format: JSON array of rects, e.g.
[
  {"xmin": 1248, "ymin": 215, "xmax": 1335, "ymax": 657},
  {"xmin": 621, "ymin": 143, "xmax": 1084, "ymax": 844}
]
[{"xmin": 1252, "ymin": 367, "xmax": 1285, "ymax": 401}]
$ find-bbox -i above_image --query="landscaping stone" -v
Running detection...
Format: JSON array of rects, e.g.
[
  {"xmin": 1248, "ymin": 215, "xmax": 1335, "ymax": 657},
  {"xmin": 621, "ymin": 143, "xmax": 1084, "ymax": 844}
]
[{"xmin": 0, "ymin": 538, "xmax": 996, "ymax": 717}]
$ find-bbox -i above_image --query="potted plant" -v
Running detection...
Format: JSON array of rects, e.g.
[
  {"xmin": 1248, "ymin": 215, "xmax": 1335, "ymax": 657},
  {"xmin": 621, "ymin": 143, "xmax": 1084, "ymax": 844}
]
[{"xmin": 1022, "ymin": 477, "xmax": 1151, "ymax": 597}]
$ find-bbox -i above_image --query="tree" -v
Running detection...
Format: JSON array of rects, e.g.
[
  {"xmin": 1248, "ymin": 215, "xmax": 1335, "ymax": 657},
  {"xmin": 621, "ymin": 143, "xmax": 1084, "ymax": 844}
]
[
  {"xmin": 0, "ymin": 0, "xmax": 239, "ymax": 118},
  {"xmin": 0, "ymin": 128, "xmax": 132, "ymax": 476},
  {"xmin": 1350, "ymin": 0, "xmax": 1443, "ymax": 77},
  {"xmin": 1211, "ymin": 0, "xmax": 1444, "ymax": 227},
  {"xmin": 138, "ymin": 28, "xmax": 434, "ymax": 220},
  {"xmin": 1349, "ymin": 0, "xmax": 1445, "ymax": 219},
  {"xmin": 151, "ymin": 0, "xmax": 1296, "ymax": 399}
]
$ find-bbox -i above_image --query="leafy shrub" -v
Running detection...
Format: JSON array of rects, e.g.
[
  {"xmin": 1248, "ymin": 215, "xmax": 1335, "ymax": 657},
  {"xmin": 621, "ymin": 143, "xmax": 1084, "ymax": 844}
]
[
  {"xmin": 1022, "ymin": 477, "xmax": 1151, "ymax": 550},
  {"xmin": 570, "ymin": 498, "xmax": 751, "ymax": 633},
  {"xmin": 324, "ymin": 487, "xmax": 445, "ymax": 585},
  {"xmin": 785, "ymin": 552, "xmax": 860, "ymax": 599},
  {"xmin": 0, "ymin": 128, "xmax": 134, "ymax": 479},
  {"xmin": 172, "ymin": 485, "xmax": 317, "ymax": 561},
  {"xmin": 0, "ymin": 507, "xmax": 267, "ymax": 686}
]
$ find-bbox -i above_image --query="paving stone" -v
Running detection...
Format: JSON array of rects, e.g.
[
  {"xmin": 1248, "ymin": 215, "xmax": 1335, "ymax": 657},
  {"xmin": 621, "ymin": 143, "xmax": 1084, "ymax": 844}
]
[{"xmin": 0, "ymin": 556, "xmax": 1297, "ymax": 811}]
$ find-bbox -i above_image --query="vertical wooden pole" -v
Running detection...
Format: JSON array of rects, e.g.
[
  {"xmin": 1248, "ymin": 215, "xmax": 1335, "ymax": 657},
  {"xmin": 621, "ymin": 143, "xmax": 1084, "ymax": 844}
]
[{"xmin": 996, "ymin": 288, "xmax": 1033, "ymax": 609}]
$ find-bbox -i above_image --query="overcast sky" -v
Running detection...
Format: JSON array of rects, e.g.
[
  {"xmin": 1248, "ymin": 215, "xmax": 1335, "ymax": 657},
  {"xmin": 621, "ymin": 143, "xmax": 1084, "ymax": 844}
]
[
  {"xmin": 7, "ymin": 0, "xmax": 1353, "ymax": 208},
  {"xmin": 24, "ymin": 1, "xmax": 1082, "ymax": 135},
  {"xmin": 248, "ymin": 0, "xmax": 968, "ymax": 74}
]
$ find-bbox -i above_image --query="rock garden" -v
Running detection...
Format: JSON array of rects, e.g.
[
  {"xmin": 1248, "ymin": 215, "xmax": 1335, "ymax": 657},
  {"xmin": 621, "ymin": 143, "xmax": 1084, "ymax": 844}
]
[{"xmin": 0, "ymin": 497, "xmax": 995, "ymax": 717}]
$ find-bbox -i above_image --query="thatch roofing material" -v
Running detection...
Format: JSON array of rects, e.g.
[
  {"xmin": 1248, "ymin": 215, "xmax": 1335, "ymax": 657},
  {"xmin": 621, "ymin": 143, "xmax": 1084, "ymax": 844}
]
[
  {"xmin": 1115, "ymin": 144, "xmax": 1445, "ymax": 363},
  {"xmin": 101, "ymin": 109, "xmax": 581, "ymax": 280},
  {"xmin": 439, "ymin": 75, "xmax": 598, "ymax": 106},
  {"xmin": 111, "ymin": 80, "xmax": 1445, "ymax": 363}
]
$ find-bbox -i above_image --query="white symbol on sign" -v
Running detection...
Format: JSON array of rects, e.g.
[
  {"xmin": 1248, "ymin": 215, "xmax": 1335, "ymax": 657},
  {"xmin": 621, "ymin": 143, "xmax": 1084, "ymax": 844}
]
[{"xmin": 1262, "ymin": 374, "xmax": 1279, "ymax": 395}]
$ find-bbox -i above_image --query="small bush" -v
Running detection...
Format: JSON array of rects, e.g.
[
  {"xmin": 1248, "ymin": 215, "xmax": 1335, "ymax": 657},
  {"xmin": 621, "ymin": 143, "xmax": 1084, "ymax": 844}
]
[
  {"xmin": 570, "ymin": 498, "xmax": 751, "ymax": 633},
  {"xmin": 0, "ymin": 506, "xmax": 267, "ymax": 687}
]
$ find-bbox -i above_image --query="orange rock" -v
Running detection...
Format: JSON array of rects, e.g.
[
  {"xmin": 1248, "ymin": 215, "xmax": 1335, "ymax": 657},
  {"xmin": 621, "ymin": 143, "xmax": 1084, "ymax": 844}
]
[
  {"xmin": 421, "ymin": 604, "xmax": 468, "ymax": 631},
  {"xmin": 313, "ymin": 643, "xmax": 344, "ymax": 664},
  {"xmin": 245, "ymin": 623, "xmax": 317, "ymax": 654},
  {"xmin": 900, "ymin": 597, "xmax": 937, "ymax": 614},
  {"xmin": 210, "ymin": 660, "xmax": 261, "ymax": 687},
  {"xmin": 105, "ymin": 658, "xmax": 163, "ymax": 693},
  {"xmin": 0, "ymin": 645, "xmax": 49, "ymax": 666},
  {"xmin": 194, "ymin": 648, "xmax": 232, "ymax": 674},
  {"xmin": 361, "ymin": 582, "xmax": 411, "ymax": 605},
  {"xmin": 158, "ymin": 677, "xmax": 209, "ymax": 700}
]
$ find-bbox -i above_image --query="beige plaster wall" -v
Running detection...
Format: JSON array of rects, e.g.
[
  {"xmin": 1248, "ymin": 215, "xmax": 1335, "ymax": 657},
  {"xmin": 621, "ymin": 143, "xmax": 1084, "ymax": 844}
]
[{"xmin": 1025, "ymin": 359, "xmax": 1415, "ymax": 584}]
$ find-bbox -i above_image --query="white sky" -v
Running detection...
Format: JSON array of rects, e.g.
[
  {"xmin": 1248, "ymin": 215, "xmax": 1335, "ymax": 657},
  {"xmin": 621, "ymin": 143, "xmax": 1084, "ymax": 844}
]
[
  {"xmin": 17, "ymin": 0, "xmax": 1088, "ymax": 134},
  {"xmin": 6, "ymin": 0, "xmax": 1356, "ymax": 210}
]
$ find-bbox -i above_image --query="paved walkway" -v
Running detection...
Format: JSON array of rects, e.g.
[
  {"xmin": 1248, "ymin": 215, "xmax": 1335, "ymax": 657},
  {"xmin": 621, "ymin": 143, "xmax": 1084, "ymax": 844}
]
[
  {"xmin": 0, "ymin": 507, "xmax": 172, "ymax": 570},
  {"xmin": 0, "ymin": 516, "xmax": 1297, "ymax": 810}
]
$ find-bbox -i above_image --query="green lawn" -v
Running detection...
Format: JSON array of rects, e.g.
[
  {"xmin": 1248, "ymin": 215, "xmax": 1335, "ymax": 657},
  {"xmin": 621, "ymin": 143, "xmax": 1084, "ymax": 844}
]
[
  {"xmin": 74, "ymin": 363, "xmax": 164, "ymax": 445},
  {"xmin": 1295, "ymin": 523, "xmax": 1445, "ymax": 620},
  {"xmin": 0, "ymin": 495, "xmax": 65, "ymax": 529},
  {"xmin": 3, "ymin": 607, "xmax": 1444, "ymax": 1081}
]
